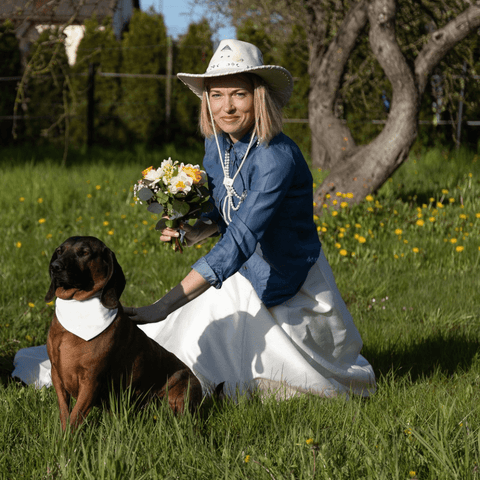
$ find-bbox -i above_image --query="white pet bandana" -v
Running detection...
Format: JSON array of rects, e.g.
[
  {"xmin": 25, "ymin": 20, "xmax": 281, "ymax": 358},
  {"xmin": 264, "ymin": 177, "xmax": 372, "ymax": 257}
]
[{"xmin": 55, "ymin": 295, "xmax": 118, "ymax": 341}]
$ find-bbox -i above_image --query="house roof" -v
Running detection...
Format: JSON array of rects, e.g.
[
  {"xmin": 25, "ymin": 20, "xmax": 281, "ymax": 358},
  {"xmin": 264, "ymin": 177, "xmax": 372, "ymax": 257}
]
[{"xmin": 0, "ymin": 0, "xmax": 121, "ymax": 25}]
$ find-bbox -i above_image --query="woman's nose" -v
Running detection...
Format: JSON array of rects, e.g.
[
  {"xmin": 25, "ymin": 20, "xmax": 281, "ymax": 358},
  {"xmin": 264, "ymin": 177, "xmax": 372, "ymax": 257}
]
[{"xmin": 223, "ymin": 97, "xmax": 235, "ymax": 112}]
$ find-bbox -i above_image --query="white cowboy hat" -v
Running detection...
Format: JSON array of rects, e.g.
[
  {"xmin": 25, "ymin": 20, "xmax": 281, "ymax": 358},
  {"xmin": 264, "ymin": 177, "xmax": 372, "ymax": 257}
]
[{"xmin": 177, "ymin": 39, "xmax": 294, "ymax": 107}]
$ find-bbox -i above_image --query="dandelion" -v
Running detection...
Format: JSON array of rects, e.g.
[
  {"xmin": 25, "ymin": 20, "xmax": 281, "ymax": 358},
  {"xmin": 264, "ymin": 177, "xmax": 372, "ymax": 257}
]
[
  {"xmin": 365, "ymin": 195, "xmax": 374, "ymax": 202},
  {"xmin": 449, "ymin": 197, "xmax": 455, "ymax": 203},
  {"xmin": 429, "ymin": 217, "xmax": 435, "ymax": 222},
  {"xmin": 395, "ymin": 228, "xmax": 403, "ymax": 235},
  {"xmin": 442, "ymin": 189, "xmax": 449, "ymax": 194},
  {"xmin": 332, "ymin": 211, "xmax": 338, "ymax": 217},
  {"xmin": 108, "ymin": 230, "xmax": 114, "ymax": 235},
  {"xmin": 306, "ymin": 438, "xmax": 314, "ymax": 445},
  {"xmin": 336, "ymin": 192, "xmax": 342, "ymax": 197},
  {"xmin": 332, "ymin": 200, "xmax": 338, "ymax": 206},
  {"xmin": 19, "ymin": 197, "xmax": 25, "ymax": 202},
  {"xmin": 87, "ymin": 193, "xmax": 93, "ymax": 199},
  {"xmin": 103, "ymin": 221, "xmax": 109, "ymax": 226},
  {"xmin": 358, "ymin": 236, "xmax": 366, "ymax": 244},
  {"xmin": 346, "ymin": 192, "xmax": 354, "ymax": 198},
  {"xmin": 313, "ymin": 201, "xmax": 317, "ymax": 207},
  {"xmin": 476, "ymin": 213, "xmax": 480, "ymax": 218},
  {"xmin": 28, "ymin": 302, "xmax": 35, "ymax": 308},
  {"xmin": 409, "ymin": 471, "xmax": 416, "ymax": 477},
  {"xmin": 459, "ymin": 214, "xmax": 467, "ymax": 220},
  {"xmin": 25, "ymin": 335, "xmax": 33, "ymax": 342},
  {"xmin": 355, "ymin": 223, "xmax": 361, "ymax": 228},
  {"xmin": 394, "ymin": 254, "xmax": 399, "ymax": 259},
  {"xmin": 450, "ymin": 238, "xmax": 457, "ymax": 244},
  {"xmin": 37, "ymin": 198, "xmax": 43, "ymax": 203},
  {"xmin": 416, "ymin": 219, "xmax": 425, "ymax": 227},
  {"xmin": 313, "ymin": 214, "xmax": 319, "ymax": 221},
  {"xmin": 339, "ymin": 249, "xmax": 347, "ymax": 256},
  {"xmin": 244, "ymin": 455, "xmax": 251, "ymax": 463},
  {"xmin": 96, "ymin": 185, "xmax": 101, "ymax": 190},
  {"xmin": 412, "ymin": 247, "xmax": 419, "ymax": 253},
  {"xmin": 142, "ymin": 220, "xmax": 148, "ymax": 225},
  {"xmin": 38, "ymin": 218, "xmax": 46, "ymax": 224},
  {"xmin": 16, "ymin": 242, "xmax": 22, "ymax": 248},
  {"xmin": 46, "ymin": 233, "xmax": 52, "ymax": 239},
  {"xmin": 437, "ymin": 202, "xmax": 444, "ymax": 208},
  {"xmin": 456, "ymin": 246, "xmax": 464, "ymax": 252},
  {"xmin": 340, "ymin": 202, "xmax": 348, "ymax": 208}
]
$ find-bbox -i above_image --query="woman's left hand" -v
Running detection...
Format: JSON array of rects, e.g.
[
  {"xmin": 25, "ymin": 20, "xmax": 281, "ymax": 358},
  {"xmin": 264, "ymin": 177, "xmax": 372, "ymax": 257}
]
[{"xmin": 124, "ymin": 300, "xmax": 168, "ymax": 324}]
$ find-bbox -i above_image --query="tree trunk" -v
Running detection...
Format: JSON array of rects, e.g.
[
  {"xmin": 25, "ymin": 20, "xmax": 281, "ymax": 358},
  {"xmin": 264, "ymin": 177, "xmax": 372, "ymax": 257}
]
[{"xmin": 309, "ymin": 0, "xmax": 480, "ymax": 215}]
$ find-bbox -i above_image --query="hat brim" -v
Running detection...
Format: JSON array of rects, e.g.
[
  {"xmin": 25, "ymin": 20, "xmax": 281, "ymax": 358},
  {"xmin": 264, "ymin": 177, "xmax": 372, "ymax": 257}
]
[{"xmin": 177, "ymin": 65, "xmax": 293, "ymax": 108}]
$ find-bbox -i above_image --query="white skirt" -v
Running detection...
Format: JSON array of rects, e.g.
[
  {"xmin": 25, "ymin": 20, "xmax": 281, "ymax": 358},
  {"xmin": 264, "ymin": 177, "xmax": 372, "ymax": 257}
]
[{"xmin": 12, "ymin": 250, "xmax": 376, "ymax": 399}]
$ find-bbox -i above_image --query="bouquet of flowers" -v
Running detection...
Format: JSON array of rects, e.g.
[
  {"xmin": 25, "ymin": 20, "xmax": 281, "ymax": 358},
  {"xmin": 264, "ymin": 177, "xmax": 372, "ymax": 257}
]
[{"xmin": 133, "ymin": 158, "xmax": 212, "ymax": 252}]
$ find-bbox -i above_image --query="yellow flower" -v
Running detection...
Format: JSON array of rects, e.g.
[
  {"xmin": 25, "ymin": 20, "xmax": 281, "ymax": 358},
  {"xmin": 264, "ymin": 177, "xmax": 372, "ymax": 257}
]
[
  {"xmin": 325, "ymin": 193, "xmax": 331, "ymax": 199},
  {"xmin": 37, "ymin": 198, "xmax": 43, "ymax": 203},
  {"xmin": 142, "ymin": 220, "xmax": 148, "ymax": 225},
  {"xmin": 46, "ymin": 233, "xmax": 53, "ymax": 239},
  {"xmin": 306, "ymin": 438, "xmax": 314, "ymax": 445},
  {"xmin": 409, "ymin": 471, "xmax": 416, "ymax": 477},
  {"xmin": 96, "ymin": 185, "xmax": 102, "ymax": 190},
  {"xmin": 346, "ymin": 192, "xmax": 354, "ymax": 198},
  {"xmin": 395, "ymin": 228, "xmax": 403, "ymax": 235},
  {"xmin": 25, "ymin": 335, "xmax": 33, "ymax": 342},
  {"xmin": 476, "ymin": 213, "xmax": 480, "ymax": 218},
  {"xmin": 441, "ymin": 189, "xmax": 449, "ymax": 194},
  {"xmin": 338, "ymin": 232, "xmax": 344, "ymax": 238},
  {"xmin": 336, "ymin": 192, "xmax": 342, "ymax": 197},
  {"xmin": 108, "ymin": 230, "xmax": 114, "ymax": 235},
  {"xmin": 47, "ymin": 301, "xmax": 54, "ymax": 307},
  {"xmin": 16, "ymin": 242, "xmax": 22, "ymax": 248},
  {"xmin": 416, "ymin": 219, "xmax": 425, "ymax": 227},
  {"xmin": 103, "ymin": 221, "xmax": 109, "ymax": 226},
  {"xmin": 429, "ymin": 217, "xmax": 435, "ymax": 222},
  {"xmin": 412, "ymin": 247, "xmax": 419, "ymax": 253},
  {"xmin": 28, "ymin": 302, "xmax": 35, "ymax": 308},
  {"xmin": 244, "ymin": 455, "xmax": 251, "ymax": 463},
  {"xmin": 358, "ymin": 236, "xmax": 366, "ymax": 244},
  {"xmin": 449, "ymin": 197, "xmax": 455, "ymax": 203},
  {"xmin": 142, "ymin": 166, "xmax": 154, "ymax": 177},
  {"xmin": 365, "ymin": 195, "xmax": 374, "ymax": 202},
  {"xmin": 394, "ymin": 254, "xmax": 399, "ymax": 259},
  {"xmin": 459, "ymin": 214, "xmax": 467, "ymax": 220},
  {"xmin": 456, "ymin": 246, "xmax": 464, "ymax": 252},
  {"xmin": 313, "ymin": 215, "xmax": 319, "ymax": 221},
  {"xmin": 367, "ymin": 207, "xmax": 374, "ymax": 212},
  {"xmin": 335, "ymin": 243, "xmax": 341, "ymax": 249},
  {"xmin": 332, "ymin": 211, "xmax": 338, "ymax": 217},
  {"xmin": 87, "ymin": 193, "xmax": 93, "ymax": 199},
  {"xmin": 340, "ymin": 202, "xmax": 348, "ymax": 208},
  {"xmin": 437, "ymin": 202, "xmax": 444, "ymax": 208},
  {"xmin": 355, "ymin": 223, "xmax": 361, "ymax": 228},
  {"xmin": 19, "ymin": 197, "xmax": 25, "ymax": 202},
  {"xmin": 450, "ymin": 238, "xmax": 457, "ymax": 244},
  {"xmin": 339, "ymin": 249, "xmax": 347, "ymax": 256},
  {"xmin": 38, "ymin": 218, "xmax": 46, "ymax": 224},
  {"xmin": 321, "ymin": 227, "xmax": 327, "ymax": 232},
  {"xmin": 332, "ymin": 200, "xmax": 338, "ymax": 206},
  {"xmin": 313, "ymin": 201, "xmax": 317, "ymax": 207}
]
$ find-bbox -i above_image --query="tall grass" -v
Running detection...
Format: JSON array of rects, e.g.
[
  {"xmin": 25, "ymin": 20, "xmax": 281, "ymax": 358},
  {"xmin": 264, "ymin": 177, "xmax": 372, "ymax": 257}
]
[{"xmin": 0, "ymin": 144, "xmax": 479, "ymax": 479}]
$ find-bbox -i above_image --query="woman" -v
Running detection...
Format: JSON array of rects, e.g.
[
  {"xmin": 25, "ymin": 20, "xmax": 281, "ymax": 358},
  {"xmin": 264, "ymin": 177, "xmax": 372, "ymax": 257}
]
[{"xmin": 126, "ymin": 39, "xmax": 376, "ymax": 398}]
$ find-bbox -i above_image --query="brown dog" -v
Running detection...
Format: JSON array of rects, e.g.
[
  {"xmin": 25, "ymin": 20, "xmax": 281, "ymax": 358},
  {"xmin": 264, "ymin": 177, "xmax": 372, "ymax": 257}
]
[{"xmin": 45, "ymin": 236, "xmax": 202, "ymax": 431}]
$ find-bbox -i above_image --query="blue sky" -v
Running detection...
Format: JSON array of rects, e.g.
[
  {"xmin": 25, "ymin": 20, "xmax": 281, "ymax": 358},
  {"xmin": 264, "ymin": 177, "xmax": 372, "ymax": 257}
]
[{"xmin": 140, "ymin": 0, "xmax": 236, "ymax": 41}]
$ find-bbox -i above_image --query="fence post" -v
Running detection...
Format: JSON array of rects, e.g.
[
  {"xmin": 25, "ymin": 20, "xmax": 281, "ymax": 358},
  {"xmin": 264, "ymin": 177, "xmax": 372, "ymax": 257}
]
[
  {"xmin": 87, "ymin": 63, "xmax": 97, "ymax": 149},
  {"xmin": 165, "ymin": 36, "xmax": 173, "ymax": 141},
  {"xmin": 456, "ymin": 62, "xmax": 467, "ymax": 150}
]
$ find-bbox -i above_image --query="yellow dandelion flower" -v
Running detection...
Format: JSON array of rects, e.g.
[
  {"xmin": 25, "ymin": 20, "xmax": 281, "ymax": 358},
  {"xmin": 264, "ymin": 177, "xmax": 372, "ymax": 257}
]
[
  {"xmin": 367, "ymin": 207, "xmax": 374, "ymax": 212},
  {"xmin": 338, "ymin": 232, "xmax": 344, "ymax": 238},
  {"xmin": 437, "ymin": 202, "xmax": 444, "ymax": 208},
  {"xmin": 325, "ymin": 193, "xmax": 331, "ymax": 199},
  {"xmin": 244, "ymin": 455, "xmax": 251, "ymax": 463},
  {"xmin": 441, "ymin": 189, "xmax": 449, "ymax": 194},
  {"xmin": 313, "ymin": 201, "xmax": 317, "ymax": 207},
  {"xmin": 394, "ymin": 254, "xmax": 399, "ymax": 259},
  {"xmin": 450, "ymin": 238, "xmax": 457, "ymax": 244},
  {"xmin": 108, "ymin": 230, "xmax": 114, "ymax": 235},
  {"xmin": 395, "ymin": 228, "xmax": 403, "ymax": 235},
  {"xmin": 313, "ymin": 215, "xmax": 319, "ymax": 221},
  {"xmin": 412, "ymin": 247, "xmax": 419, "ymax": 253},
  {"xmin": 336, "ymin": 192, "xmax": 342, "ymax": 197},
  {"xmin": 306, "ymin": 438, "xmax": 314, "ymax": 445},
  {"xmin": 47, "ymin": 301, "xmax": 54, "ymax": 307},
  {"xmin": 87, "ymin": 193, "xmax": 93, "ymax": 199},
  {"xmin": 37, "ymin": 198, "xmax": 43, "ymax": 203},
  {"xmin": 456, "ymin": 246, "xmax": 464, "ymax": 252},
  {"xmin": 346, "ymin": 192, "xmax": 354, "ymax": 198},
  {"xmin": 358, "ymin": 236, "xmax": 366, "ymax": 244},
  {"xmin": 321, "ymin": 227, "xmax": 327, "ymax": 232},
  {"xmin": 449, "ymin": 197, "xmax": 455, "ymax": 203},
  {"xmin": 355, "ymin": 223, "xmax": 361, "ymax": 228},
  {"xmin": 404, "ymin": 239, "xmax": 409, "ymax": 244},
  {"xmin": 103, "ymin": 221, "xmax": 109, "ymax": 226},
  {"xmin": 416, "ymin": 219, "xmax": 425, "ymax": 227},
  {"xmin": 25, "ymin": 335, "xmax": 33, "ymax": 342},
  {"xmin": 16, "ymin": 242, "xmax": 22, "ymax": 248},
  {"xmin": 332, "ymin": 211, "xmax": 338, "ymax": 217},
  {"xmin": 459, "ymin": 214, "xmax": 467, "ymax": 219},
  {"xmin": 46, "ymin": 233, "xmax": 53, "ymax": 239},
  {"xmin": 409, "ymin": 471, "xmax": 416, "ymax": 478},
  {"xmin": 429, "ymin": 217, "xmax": 435, "ymax": 222},
  {"xmin": 28, "ymin": 302, "xmax": 35, "ymax": 308},
  {"xmin": 340, "ymin": 202, "xmax": 348, "ymax": 208},
  {"xmin": 335, "ymin": 243, "xmax": 341, "ymax": 249},
  {"xmin": 316, "ymin": 226, "xmax": 321, "ymax": 232},
  {"xmin": 475, "ymin": 213, "xmax": 480, "ymax": 218},
  {"xmin": 96, "ymin": 185, "xmax": 102, "ymax": 190},
  {"xmin": 38, "ymin": 218, "xmax": 46, "ymax": 224},
  {"xmin": 365, "ymin": 195, "xmax": 374, "ymax": 202},
  {"xmin": 332, "ymin": 199, "xmax": 338, "ymax": 206},
  {"xmin": 19, "ymin": 197, "xmax": 25, "ymax": 202},
  {"xmin": 142, "ymin": 220, "xmax": 148, "ymax": 225},
  {"xmin": 339, "ymin": 249, "xmax": 347, "ymax": 256}
]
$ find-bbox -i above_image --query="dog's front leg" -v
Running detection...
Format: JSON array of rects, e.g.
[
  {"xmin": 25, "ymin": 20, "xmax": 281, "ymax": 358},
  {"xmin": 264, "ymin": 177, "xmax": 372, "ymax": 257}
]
[
  {"xmin": 68, "ymin": 384, "xmax": 99, "ymax": 430},
  {"xmin": 51, "ymin": 366, "xmax": 71, "ymax": 432}
]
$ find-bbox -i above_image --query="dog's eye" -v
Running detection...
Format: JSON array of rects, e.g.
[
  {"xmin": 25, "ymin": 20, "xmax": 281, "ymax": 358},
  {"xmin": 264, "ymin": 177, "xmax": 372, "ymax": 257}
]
[{"xmin": 78, "ymin": 249, "xmax": 90, "ymax": 257}]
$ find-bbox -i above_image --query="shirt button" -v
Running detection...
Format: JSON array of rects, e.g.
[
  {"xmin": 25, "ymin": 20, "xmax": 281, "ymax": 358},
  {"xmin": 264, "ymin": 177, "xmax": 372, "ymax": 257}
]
[{"xmin": 243, "ymin": 266, "xmax": 248, "ymax": 270}]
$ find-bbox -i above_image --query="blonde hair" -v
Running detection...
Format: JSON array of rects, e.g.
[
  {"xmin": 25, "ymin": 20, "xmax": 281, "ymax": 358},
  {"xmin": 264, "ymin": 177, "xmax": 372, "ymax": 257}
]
[{"xmin": 199, "ymin": 73, "xmax": 283, "ymax": 145}]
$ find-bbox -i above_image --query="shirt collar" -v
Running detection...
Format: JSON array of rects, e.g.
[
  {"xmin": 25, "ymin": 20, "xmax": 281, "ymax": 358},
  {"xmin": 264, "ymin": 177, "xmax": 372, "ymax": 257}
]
[{"xmin": 222, "ymin": 130, "xmax": 258, "ymax": 158}]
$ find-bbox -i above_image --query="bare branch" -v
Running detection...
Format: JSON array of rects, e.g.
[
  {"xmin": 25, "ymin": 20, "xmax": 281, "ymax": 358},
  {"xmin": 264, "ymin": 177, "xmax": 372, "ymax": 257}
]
[{"xmin": 415, "ymin": 2, "xmax": 480, "ymax": 96}]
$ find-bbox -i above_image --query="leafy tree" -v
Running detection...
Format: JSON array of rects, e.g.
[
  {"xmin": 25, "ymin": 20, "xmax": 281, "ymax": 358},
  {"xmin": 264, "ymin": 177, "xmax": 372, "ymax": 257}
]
[
  {"xmin": 0, "ymin": 20, "xmax": 21, "ymax": 145},
  {"xmin": 173, "ymin": 18, "xmax": 214, "ymax": 144},
  {"xmin": 70, "ymin": 16, "xmax": 123, "ymax": 146},
  {"xmin": 117, "ymin": 10, "xmax": 168, "ymax": 145}
]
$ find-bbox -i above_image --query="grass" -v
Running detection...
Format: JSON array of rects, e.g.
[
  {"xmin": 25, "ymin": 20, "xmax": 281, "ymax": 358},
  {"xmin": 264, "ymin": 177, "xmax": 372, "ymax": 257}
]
[{"xmin": 0, "ymin": 143, "xmax": 479, "ymax": 479}]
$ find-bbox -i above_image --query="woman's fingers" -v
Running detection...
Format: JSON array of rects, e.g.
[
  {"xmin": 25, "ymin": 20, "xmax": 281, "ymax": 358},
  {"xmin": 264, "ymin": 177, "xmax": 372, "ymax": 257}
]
[{"xmin": 160, "ymin": 227, "xmax": 179, "ymax": 242}]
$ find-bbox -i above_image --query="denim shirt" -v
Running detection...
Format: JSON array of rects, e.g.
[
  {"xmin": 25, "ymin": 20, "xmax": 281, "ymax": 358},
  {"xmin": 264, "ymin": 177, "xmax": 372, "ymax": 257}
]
[{"xmin": 192, "ymin": 131, "xmax": 321, "ymax": 308}]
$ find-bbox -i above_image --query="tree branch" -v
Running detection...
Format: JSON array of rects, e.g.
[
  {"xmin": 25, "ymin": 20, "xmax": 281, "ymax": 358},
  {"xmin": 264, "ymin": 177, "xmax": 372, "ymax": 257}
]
[{"xmin": 415, "ymin": 2, "xmax": 480, "ymax": 96}]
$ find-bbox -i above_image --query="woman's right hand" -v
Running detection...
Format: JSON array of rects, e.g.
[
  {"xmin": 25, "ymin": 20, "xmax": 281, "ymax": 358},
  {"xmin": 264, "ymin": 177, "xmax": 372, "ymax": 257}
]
[{"xmin": 159, "ymin": 220, "xmax": 218, "ymax": 247}]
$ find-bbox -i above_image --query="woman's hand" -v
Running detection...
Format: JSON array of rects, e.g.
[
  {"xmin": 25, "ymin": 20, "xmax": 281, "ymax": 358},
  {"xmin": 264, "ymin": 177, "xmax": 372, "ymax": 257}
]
[
  {"xmin": 159, "ymin": 220, "xmax": 218, "ymax": 247},
  {"xmin": 123, "ymin": 300, "xmax": 168, "ymax": 325}
]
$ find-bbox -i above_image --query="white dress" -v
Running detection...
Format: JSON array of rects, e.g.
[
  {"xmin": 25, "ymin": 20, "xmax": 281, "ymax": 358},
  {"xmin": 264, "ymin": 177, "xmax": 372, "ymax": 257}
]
[{"xmin": 12, "ymin": 250, "xmax": 376, "ymax": 400}]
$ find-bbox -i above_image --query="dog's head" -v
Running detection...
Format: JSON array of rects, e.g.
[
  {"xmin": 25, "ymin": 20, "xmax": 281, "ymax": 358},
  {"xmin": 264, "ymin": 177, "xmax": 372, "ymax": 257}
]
[{"xmin": 45, "ymin": 236, "xmax": 126, "ymax": 309}]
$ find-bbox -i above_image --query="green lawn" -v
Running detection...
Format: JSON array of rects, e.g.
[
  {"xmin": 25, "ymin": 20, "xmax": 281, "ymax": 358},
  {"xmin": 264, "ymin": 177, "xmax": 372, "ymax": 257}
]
[{"xmin": 0, "ymin": 143, "xmax": 479, "ymax": 479}]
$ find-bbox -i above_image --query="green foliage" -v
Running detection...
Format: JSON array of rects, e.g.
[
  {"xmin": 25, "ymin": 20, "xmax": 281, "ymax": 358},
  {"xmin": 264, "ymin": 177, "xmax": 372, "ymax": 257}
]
[
  {"xmin": 0, "ymin": 20, "xmax": 21, "ymax": 145},
  {"xmin": 172, "ymin": 18, "xmax": 214, "ymax": 143},
  {"xmin": 22, "ymin": 27, "xmax": 70, "ymax": 143},
  {"xmin": 0, "ymin": 144, "xmax": 479, "ymax": 477},
  {"xmin": 117, "ymin": 10, "xmax": 168, "ymax": 145},
  {"xmin": 70, "ymin": 16, "xmax": 123, "ymax": 146}
]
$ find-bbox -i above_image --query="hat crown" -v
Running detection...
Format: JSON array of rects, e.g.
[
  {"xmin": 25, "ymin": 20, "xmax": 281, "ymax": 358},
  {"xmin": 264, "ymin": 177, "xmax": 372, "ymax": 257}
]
[{"xmin": 207, "ymin": 40, "xmax": 264, "ymax": 74}]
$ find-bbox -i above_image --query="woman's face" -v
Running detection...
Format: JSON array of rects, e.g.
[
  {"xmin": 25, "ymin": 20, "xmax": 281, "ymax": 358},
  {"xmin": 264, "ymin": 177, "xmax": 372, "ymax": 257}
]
[{"xmin": 208, "ymin": 75, "xmax": 255, "ymax": 143}]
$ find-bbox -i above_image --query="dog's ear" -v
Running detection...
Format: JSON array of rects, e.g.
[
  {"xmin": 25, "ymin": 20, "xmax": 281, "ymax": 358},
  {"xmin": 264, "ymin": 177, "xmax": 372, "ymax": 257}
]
[
  {"xmin": 44, "ymin": 249, "xmax": 59, "ymax": 303},
  {"xmin": 100, "ymin": 247, "xmax": 126, "ymax": 309}
]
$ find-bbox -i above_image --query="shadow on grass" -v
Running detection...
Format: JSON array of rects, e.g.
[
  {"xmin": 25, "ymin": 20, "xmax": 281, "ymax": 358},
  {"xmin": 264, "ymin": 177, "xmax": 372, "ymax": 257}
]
[{"xmin": 364, "ymin": 328, "xmax": 480, "ymax": 382}]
